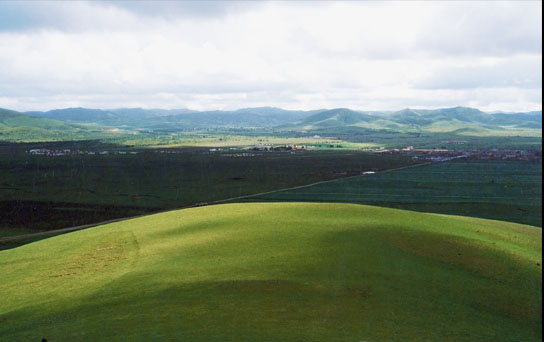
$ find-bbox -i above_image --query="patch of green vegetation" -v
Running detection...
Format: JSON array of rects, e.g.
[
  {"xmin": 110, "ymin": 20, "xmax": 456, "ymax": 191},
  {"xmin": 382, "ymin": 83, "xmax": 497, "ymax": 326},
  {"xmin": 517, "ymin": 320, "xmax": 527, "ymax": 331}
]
[
  {"xmin": 0, "ymin": 203, "xmax": 541, "ymax": 341},
  {"xmin": 105, "ymin": 132, "xmax": 376, "ymax": 149},
  {"xmin": 3, "ymin": 106, "xmax": 541, "ymax": 149},
  {"xmin": 281, "ymin": 107, "xmax": 542, "ymax": 138},
  {"xmin": 297, "ymin": 128, "xmax": 542, "ymax": 150},
  {"xmin": 0, "ymin": 108, "xmax": 124, "ymax": 142},
  {"xmin": 244, "ymin": 160, "xmax": 542, "ymax": 227}
]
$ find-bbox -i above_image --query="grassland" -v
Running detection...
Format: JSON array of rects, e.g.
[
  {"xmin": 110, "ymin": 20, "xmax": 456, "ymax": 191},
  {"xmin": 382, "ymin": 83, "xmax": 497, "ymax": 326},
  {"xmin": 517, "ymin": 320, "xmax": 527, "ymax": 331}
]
[
  {"xmin": 308, "ymin": 129, "xmax": 543, "ymax": 150},
  {"xmin": 0, "ymin": 203, "xmax": 541, "ymax": 341},
  {"xmin": 110, "ymin": 132, "xmax": 377, "ymax": 149},
  {"xmin": 244, "ymin": 160, "xmax": 542, "ymax": 227},
  {"xmin": 102, "ymin": 129, "xmax": 543, "ymax": 151}
]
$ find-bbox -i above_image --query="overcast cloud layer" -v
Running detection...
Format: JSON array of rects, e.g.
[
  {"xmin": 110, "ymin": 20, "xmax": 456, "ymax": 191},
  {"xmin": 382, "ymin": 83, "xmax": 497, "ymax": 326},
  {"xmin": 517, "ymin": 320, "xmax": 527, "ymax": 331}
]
[{"xmin": 0, "ymin": 1, "xmax": 541, "ymax": 112}]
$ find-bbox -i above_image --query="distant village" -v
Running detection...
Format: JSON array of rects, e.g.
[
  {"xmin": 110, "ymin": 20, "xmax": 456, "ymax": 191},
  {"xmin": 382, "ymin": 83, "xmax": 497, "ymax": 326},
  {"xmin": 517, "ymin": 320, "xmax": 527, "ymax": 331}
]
[
  {"xmin": 27, "ymin": 148, "xmax": 140, "ymax": 156},
  {"xmin": 385, "ymin": 146, "xmax": 542, "ymax": 162},
  {"xmin": 26, "ymin": 145, "xmax": 541, "ymax": 162}
]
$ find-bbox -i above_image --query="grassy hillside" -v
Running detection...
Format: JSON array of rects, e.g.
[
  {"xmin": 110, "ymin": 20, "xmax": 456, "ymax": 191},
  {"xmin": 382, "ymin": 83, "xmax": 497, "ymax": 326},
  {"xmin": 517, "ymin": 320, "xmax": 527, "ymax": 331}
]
[
  {"xmin": 28, "ymin": 107, "xmax": 320, "ymax": 131},
  {"xmin": 0, "ymin": 108, "xmax": 122, "ymax": 142},
  {"xmin": 4, "ymin": 106, "xmax": 542, "ymax": 144},
  {"xmin": 0, "ymin": 203, "xmax": 541, "ymax": 341},
  {"xmin": 21, "ymin": 106, "xmax": 544, "ymax": 136},
  {"xmin": 282, "ymin": 107, "xmax": 542, "ymax": 137},
  {"xmin": 0, "ymin": 108, "xmax": 72, "ymax": 129}
]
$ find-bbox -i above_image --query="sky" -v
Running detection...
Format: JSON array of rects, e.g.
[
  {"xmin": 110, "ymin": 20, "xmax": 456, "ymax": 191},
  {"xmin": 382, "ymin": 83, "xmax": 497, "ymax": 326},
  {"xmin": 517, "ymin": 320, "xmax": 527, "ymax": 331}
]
[{"xmin": 0, "ymin": 1, "xmax": 541, "ymax": 112}]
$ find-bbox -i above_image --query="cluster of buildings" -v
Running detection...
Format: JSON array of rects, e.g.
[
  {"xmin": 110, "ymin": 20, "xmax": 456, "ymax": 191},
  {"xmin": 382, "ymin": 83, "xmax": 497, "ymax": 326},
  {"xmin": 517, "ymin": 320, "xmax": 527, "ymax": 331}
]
[
  {"xmin": 385, "ymin": 147, "xmax": 541, "ymax": 162},
  {"xmin": 27, "ymin": 149, "xmax": 139, "ymax": 156},
  {"xmin": 467, "ymin": 149, "xmax": 541, "ymax": 161},
  {"xmin": 250, "ymin": 144, "xmax": 313, "ymax": 152},
  {"xmin": 27, "ymin": 144, "xmax": 541, "ymax": 163},
  {"xmin": 28, "ymin": 148, "xmax": 73, "ymax": 156},
  {"xmin": 219, "ymin": 153, "xmax": 256, "ymax": 158},
  {"xmin": 209, "ymin": 147, "xmax": 246, "ymax": 152}
]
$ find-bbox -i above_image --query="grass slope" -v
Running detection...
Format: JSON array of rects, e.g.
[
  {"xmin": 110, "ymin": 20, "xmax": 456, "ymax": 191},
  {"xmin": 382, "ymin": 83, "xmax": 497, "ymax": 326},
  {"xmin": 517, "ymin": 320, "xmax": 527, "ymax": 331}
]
[
  {"xmin": 0, "ymin": 108, "xmax": 121, "ymax": 142},
  {"xmin": 0, "ymin": 203, "xmax": 541, "ymax": 342},
  {"xmin": 28, "ymin": 107, "xmax": 319, "ymax": 130},
  {"xmin": 282, "ymin": 107, "xmax": 542, "ymax": 137}
]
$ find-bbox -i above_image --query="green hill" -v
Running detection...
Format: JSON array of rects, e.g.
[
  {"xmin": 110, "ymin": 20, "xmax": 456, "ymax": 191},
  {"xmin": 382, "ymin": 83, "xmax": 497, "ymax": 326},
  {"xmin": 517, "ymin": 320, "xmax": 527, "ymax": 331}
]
[
  {"xmin": 289, "ymin": 108, "xmax": 375, "ymax": 128},
  {"xmin": 282, "ymin": 107, "xmax": 542, "ymax": 136},
  {"xmin": 0, "ymin": 108, "xmax": 67, "ymax": 129},
  {"xmin": 27, "ymin": 107, "xmax": 321, "ymax": 131},
  {"xmin": 6, "ymin": 106, "xmax": 542, "ymax": 139},
  {"xmin": 0, "ymin": 203, "xmax": 541, "ymax": 341},
  {"xmin": 0, "ymin": 108, "xmax": 122, "ymax": 142}
]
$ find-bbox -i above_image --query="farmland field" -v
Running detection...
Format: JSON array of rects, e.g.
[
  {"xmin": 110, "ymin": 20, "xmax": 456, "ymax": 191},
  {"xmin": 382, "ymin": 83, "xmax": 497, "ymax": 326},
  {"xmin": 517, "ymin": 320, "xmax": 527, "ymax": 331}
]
[
  {"xmin": 0, "ymin": 203, "xmax": 540, "ymax": 342},
  {"xmin": 0, "ymin": 142, "xmax": 421, "ymax": 235},
  {"xmin": 242, "ymin": 160, "xmax": 542, "ymax": 227}
]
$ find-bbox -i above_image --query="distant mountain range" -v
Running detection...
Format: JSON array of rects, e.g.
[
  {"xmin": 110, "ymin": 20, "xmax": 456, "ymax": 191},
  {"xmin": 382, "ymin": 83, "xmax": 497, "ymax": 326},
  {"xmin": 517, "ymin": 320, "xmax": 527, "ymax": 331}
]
[
  {"xmin": 280, "ymin": 107, "xmax": 542, "ymax": 135},
  {"xmin": 0, "ymin": 106, "xmax": 541, "ymax": 142},
  {"xmin": 26, "ymin": 107, "xmax": 323, "ymax": 131}
]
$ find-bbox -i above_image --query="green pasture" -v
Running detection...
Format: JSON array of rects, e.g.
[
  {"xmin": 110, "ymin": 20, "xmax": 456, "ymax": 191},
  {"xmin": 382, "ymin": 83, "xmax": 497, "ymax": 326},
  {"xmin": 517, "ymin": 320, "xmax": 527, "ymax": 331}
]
[
  {"xmin": 108, "ymin": 130, "xmax": 543, "ymax": 150},
  {"xmin": 313, "ymin": 129, "xmax": 543, "ymax": 150},
  {"xmin": 111, "ymin": 133, "xmax": 376, "ymax": 149},
  {"xmin": 0, "ymin": 203, "xmax": 541, "ymax": 341},
  {"xmin": 244, "ymin": 160, "xmax": 542, "ymax": 227}
]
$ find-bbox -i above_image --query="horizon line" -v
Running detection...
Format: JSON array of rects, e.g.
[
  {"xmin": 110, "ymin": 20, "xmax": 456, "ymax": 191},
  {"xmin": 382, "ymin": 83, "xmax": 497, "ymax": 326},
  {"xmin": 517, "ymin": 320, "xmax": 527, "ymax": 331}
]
[{"xmin": 9, "ymin": 105, "xmax": 543, "ymax": 114}]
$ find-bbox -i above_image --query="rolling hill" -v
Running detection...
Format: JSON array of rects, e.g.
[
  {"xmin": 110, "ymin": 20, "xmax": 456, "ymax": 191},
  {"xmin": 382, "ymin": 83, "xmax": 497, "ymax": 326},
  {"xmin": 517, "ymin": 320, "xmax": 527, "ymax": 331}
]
[
  {"xmin": 281, "ymin": 107, "xmax": 542, "ymax": 136},
  {"xmin": 26, "ymin": 106, "xmax": 542, "ymax": 136},
  {"xmin": 0, "ymin": 108, "xmax": 122, "ymax": 142},
  {"xmin": 0, "ymin": 203, "xmax": 541, "ymax": 341},
  {"xmin": 27, "ymin": 107, "xmax": 322, "ymax": 131},
  {"xmin": 1, "ymin": 108, "xmax": 68, "ymax": 129},
  {"xmin": 2, "ymin": 106, "xmax": 540, "ymax": 143}
]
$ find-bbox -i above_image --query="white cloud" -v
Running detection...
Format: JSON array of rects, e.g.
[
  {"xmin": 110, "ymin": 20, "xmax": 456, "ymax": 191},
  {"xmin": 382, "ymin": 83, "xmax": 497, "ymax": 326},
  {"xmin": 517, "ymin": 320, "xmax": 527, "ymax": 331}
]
[
  {"xmin": 0, "ymin": 1, "xmax": 541, "ymax": 112},
  {"xmin": 415, "ymin": 55, "xmax": 542, "ymax": 89},
  {"xmin": 414, "ymin": 1, "xmax": 542, "ymax": 57}
]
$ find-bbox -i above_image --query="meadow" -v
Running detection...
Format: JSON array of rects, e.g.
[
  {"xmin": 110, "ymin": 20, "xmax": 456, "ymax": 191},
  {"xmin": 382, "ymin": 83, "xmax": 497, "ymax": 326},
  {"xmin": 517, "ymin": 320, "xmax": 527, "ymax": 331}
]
[
  {"xmin": 102, "ymin": 129, "xmax": 543, "ymax": 151},
  {"xmin": 109, "ymin": 132, "xmax": 378, "ymax": 149},
  {"xmin": 0, "ymin": 203, "xmax": 541, "ymax": 341},
  {"xmin": 299, "ymin": 129, "xmax": 543, "ymax": 150},
  {"xmin": 244, "ymin": 160, "xmax": 542, "ymax": 227}
]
